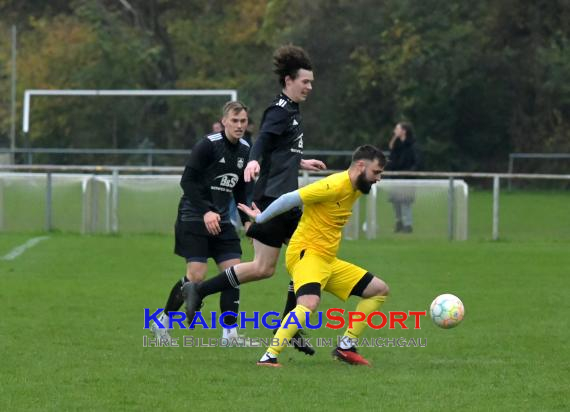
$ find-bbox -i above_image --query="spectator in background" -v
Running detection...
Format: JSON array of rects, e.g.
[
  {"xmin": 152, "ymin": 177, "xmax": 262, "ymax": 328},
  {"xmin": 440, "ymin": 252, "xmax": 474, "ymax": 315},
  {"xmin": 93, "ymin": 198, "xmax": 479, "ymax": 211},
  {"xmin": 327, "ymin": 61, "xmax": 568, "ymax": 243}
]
[
  {"xmin": 212, "ymin": 121, "xmax": 223, "ymax": 133},
  {"xmin": 385, "ymin": 122, "xmax": 419, "ymax": 233}
]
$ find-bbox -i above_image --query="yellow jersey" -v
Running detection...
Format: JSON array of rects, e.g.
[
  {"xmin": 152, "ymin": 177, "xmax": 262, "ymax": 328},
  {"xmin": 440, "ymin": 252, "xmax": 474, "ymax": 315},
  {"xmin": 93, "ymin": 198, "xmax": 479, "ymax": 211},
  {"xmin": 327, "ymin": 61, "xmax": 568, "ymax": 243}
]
[{"xmin": 289, "ymin": 171, "xmax": 361, "ymax": 258}]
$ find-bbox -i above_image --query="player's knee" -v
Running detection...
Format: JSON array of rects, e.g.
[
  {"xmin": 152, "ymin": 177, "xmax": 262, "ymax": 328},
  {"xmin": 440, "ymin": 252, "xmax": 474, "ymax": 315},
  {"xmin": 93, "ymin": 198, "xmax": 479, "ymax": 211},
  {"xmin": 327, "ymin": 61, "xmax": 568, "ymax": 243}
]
[
  {"xmin": 296, "ymin": 283, "xmax": 321, "ymax": 311},
  {"xmin": 185, "ymin": 271, "xmax": 206, "ymax": 282},
  {"xmin": 375, "ymin": 280, "xmax": 389, "ymax": 297},
  {"xmin": 360, "ymin": 277, "xmax": 389, "ymax": 298},
  {"xmin": 298, "ymin": 295, "xmax": 320, "ymax": 312},
  {"xmin": 252, "ymin": 261, "xmax": 276, "ymax": 279}
]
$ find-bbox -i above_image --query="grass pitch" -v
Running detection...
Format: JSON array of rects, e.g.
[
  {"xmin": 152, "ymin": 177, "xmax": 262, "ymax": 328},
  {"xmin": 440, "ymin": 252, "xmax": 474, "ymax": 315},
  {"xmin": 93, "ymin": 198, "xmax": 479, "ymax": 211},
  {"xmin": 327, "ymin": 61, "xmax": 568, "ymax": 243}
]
[{"xmin": 0, "ymin": 234, "xmax": 568, "ymax": 411}]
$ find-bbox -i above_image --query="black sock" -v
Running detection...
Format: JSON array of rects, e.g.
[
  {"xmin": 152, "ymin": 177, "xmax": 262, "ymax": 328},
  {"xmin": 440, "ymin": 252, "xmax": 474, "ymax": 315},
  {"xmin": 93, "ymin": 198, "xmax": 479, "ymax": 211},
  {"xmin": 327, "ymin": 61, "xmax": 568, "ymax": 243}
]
[
  {"xmin": 281, "ymin": 280, "xmax": 297, "ymax": 320},
  {"xmin": 164, "ymin": 276, "xmax": 189, "ymax": 315},
  {"xmin": 197, "ymin": 267, "xmax": 240, "ymax": 298},
  {"xmin": 220, "ymin": 286, "xmax": 240, "ymax": 327}
]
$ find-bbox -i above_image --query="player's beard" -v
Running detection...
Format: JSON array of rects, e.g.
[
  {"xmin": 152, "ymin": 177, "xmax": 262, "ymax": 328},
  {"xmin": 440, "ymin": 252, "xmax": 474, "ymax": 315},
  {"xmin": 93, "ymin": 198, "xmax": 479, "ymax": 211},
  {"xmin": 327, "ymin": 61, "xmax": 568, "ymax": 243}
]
[{"xmin": 356, "ymin": 171, "xmax": 373, "ymax": 194}]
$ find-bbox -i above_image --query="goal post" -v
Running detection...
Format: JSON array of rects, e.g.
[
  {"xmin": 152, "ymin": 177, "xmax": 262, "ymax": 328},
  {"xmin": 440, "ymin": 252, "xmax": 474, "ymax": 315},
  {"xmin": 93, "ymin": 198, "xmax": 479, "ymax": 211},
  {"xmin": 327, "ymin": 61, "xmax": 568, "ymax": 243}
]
[
  {"xmin": 367, "ymin": 179, "xmax": 469, "ymax": 241},
  {"xmin": 22, "ymin": 89, "xmax": 238, "ymax": 133}
]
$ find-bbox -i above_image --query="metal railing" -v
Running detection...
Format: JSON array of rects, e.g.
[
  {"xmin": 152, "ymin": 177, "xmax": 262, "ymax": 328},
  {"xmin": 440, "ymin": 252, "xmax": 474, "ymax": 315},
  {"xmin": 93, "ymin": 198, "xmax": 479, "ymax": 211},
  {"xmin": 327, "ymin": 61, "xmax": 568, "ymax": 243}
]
[
  {"xmin": 1, "ymin": 164, "xmax": 568, "ymax": 240},
  {"xmin": 0, "ymin": 148, "xmax": 357, "ymax": 166},
  {"xmin": 508, "ymin": 152, "xmax": 570, "ymax": 189}
]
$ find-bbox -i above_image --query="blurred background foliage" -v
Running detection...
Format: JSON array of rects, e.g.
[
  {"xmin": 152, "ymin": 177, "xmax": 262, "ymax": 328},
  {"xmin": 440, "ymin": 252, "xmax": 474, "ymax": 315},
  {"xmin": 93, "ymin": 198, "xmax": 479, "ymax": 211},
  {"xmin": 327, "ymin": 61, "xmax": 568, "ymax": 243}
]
[{"xmin": 0, "ymin": 0, "xmax": 569, "ymax": 171}]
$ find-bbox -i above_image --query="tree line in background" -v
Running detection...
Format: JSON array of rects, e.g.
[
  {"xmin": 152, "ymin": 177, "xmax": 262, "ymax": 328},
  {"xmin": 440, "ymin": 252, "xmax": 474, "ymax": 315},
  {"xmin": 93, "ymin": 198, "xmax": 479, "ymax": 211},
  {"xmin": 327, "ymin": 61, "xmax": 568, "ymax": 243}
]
[{"xmin": 0, "ymin": 0, "xmax": 569, "ymax": 172}]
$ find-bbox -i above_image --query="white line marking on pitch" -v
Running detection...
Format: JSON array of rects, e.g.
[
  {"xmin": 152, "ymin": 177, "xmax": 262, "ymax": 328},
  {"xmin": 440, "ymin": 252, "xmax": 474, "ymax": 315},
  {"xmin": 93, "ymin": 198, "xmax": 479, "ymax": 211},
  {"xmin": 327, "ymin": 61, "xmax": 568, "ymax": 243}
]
[{"xmin": 1, "ymin": 236, "xmax": 50, "ymax": 261}]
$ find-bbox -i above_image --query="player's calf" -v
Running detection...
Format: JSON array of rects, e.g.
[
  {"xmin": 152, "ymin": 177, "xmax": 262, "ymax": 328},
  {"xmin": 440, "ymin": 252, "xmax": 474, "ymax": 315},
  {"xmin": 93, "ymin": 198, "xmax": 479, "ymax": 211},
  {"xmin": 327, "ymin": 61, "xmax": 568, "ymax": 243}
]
[{"xmin": 182, "ymin": 281, "xmax": 203, "ymax": 325}]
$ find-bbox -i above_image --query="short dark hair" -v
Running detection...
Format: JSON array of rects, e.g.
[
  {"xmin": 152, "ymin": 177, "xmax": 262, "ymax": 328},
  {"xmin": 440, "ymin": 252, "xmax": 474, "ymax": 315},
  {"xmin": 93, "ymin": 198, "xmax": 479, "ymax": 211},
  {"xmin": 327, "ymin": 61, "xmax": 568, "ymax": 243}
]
[
  {"xmin": 222, "ymin": 101, "xmax": 248, "ymax": 117},
  {"xmin": 352, "ymin": 144, "xmax": 386, "ymax": 167},
  {"xmin": 273, "ymin": 45, "xmax": 313, "ymax": 87}
]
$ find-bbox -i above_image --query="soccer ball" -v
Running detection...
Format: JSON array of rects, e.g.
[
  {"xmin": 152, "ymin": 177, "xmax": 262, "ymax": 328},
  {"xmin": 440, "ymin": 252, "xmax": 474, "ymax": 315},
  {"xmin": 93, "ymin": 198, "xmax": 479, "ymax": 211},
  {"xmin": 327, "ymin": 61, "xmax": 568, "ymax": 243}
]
[{"xmin": 430, "ymin": 294, "xmax": 464, "ymax": 329}]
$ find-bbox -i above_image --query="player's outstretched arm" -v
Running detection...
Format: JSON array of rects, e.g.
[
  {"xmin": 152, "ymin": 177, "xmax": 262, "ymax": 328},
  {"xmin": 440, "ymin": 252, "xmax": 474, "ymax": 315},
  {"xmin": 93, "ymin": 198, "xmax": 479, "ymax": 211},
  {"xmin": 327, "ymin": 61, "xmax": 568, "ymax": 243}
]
[
  {"xmin": 300, "ymin": 158, "xmax": 327, "ymax": 171},
  {"xmin": 237, "ymin": 190, "xmax": 302, "ymax": 224}
]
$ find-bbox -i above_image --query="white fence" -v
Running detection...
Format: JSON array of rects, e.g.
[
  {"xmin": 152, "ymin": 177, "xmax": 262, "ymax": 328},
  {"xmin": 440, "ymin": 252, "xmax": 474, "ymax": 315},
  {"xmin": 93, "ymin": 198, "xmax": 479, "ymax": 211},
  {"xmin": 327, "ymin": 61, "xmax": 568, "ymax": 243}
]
[{"xmin": 1, "ymin": 165, "xmax": 569, "ymax": 240}]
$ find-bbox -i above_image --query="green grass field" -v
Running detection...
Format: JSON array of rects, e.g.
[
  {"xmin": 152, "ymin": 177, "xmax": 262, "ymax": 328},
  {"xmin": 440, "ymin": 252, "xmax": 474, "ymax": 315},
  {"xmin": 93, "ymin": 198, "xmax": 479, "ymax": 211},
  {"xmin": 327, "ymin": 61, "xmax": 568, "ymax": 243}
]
[{"xmin": 1, "ymin": 234, "xmax": 568, "ymax": 411}]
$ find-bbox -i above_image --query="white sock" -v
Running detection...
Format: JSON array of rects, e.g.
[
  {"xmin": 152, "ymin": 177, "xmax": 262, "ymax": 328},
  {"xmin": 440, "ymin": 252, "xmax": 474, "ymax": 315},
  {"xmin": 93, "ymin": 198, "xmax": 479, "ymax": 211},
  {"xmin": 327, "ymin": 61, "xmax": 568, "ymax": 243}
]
[
  {"xmin": 222, "ymin": 328, "xmax": 238, "ymax": 340},
  {"xmin": 339, "ymin": 335, "xmax": 355, "ymax": 350},
  {"xmin": 159, "ymin": 312, "xmax": 169, "ymax": 325}
]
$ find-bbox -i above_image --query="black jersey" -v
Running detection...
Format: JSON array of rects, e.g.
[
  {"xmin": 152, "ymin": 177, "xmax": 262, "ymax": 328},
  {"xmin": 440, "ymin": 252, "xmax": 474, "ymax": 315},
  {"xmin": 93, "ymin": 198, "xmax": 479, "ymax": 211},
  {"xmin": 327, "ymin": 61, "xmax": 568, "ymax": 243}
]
[
  {"xmin": 178, "ymin": 132, "xmax": 250, "ymax": 226},
  {"xmin": 250, "ymin": 93, "xmax": 304, "ymax": 201}
]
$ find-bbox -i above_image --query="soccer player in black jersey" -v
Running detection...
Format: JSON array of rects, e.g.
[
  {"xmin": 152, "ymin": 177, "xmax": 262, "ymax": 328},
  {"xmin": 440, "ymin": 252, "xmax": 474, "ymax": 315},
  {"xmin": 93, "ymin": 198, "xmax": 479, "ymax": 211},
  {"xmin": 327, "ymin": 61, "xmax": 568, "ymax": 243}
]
[
  {"xmin": 183, "ymin": 45, "xmax": 326, "ymax": 355},
  {"xmin": 150, "ymin": 101, "xmax": 252, "ymax": 343}
]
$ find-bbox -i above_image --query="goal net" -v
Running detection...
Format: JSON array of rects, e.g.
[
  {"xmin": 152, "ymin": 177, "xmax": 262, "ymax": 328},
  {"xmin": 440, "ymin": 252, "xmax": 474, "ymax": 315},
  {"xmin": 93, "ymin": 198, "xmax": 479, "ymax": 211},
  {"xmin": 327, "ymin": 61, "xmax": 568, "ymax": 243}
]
[
  {"xmin": 0, "ymin": 173, "xmax": 90, "ymax": 232},
  {"xmin": 21, "ymin": 89, "xmax": 238, "ymax": 165}
]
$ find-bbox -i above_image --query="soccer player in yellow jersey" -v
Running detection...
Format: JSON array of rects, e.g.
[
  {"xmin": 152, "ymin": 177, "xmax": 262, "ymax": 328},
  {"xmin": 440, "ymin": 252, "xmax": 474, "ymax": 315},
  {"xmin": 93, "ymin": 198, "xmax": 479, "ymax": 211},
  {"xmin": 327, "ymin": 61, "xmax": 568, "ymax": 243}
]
[{"xmin": 238, "ymin": 145, "xmax": 389, "ymax": 367}]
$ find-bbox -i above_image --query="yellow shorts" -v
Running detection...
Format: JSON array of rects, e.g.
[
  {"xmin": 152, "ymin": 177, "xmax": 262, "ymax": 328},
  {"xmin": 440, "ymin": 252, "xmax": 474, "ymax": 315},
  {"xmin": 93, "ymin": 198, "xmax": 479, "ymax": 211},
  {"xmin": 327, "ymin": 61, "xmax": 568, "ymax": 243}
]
[{"xmin": 285, "ymin": 247, "xmax": 367, "ymax": 302}]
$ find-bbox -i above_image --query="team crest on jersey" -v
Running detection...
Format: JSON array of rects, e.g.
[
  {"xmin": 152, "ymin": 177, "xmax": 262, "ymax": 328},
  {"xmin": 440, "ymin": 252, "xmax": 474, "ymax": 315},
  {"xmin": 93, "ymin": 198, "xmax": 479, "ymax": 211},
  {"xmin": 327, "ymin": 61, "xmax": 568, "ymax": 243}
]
[
  {"xmin": 237, "ymin": 158, "xmax": 244, "ymax": 169},
  {"xmin": 295, "ymin": 133, "xmax": 304, "ymax": 148},
  {"xmin": 291, "ymin": 133, "xmax": 304, "ymax": 154},
  {"xmin": 213, "ymin": 173, "xmax": 239, "ymax": 192}
]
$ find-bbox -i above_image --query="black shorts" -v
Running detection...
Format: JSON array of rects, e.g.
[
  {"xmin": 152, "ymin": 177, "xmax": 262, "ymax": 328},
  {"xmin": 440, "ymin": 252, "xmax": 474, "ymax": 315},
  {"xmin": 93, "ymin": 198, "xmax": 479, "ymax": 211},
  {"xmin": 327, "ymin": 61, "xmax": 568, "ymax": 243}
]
[
  {"xmin": 174, "ymin": 220, "xmax": 241, "ymax": 264},
  {"xmin": 246, "ymin": 197, "xmax": 302, "ymax": 248}
]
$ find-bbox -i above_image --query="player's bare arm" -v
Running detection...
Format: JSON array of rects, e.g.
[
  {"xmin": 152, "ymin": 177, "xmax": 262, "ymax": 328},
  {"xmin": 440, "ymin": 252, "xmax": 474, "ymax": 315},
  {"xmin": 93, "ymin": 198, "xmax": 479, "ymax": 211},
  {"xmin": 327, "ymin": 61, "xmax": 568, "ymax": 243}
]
[{"xmin": 300, "ymin": 158, "xmax": 326, "ymax": 171}]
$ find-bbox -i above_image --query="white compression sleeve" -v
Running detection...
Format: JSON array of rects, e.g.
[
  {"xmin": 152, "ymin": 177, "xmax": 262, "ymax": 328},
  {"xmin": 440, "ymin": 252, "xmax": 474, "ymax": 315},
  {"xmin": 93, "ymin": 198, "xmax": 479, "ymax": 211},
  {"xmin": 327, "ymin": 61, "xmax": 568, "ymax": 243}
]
[{"xmin": 255, "ymin": 191, "xmax": 302, "ymax": 224}]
